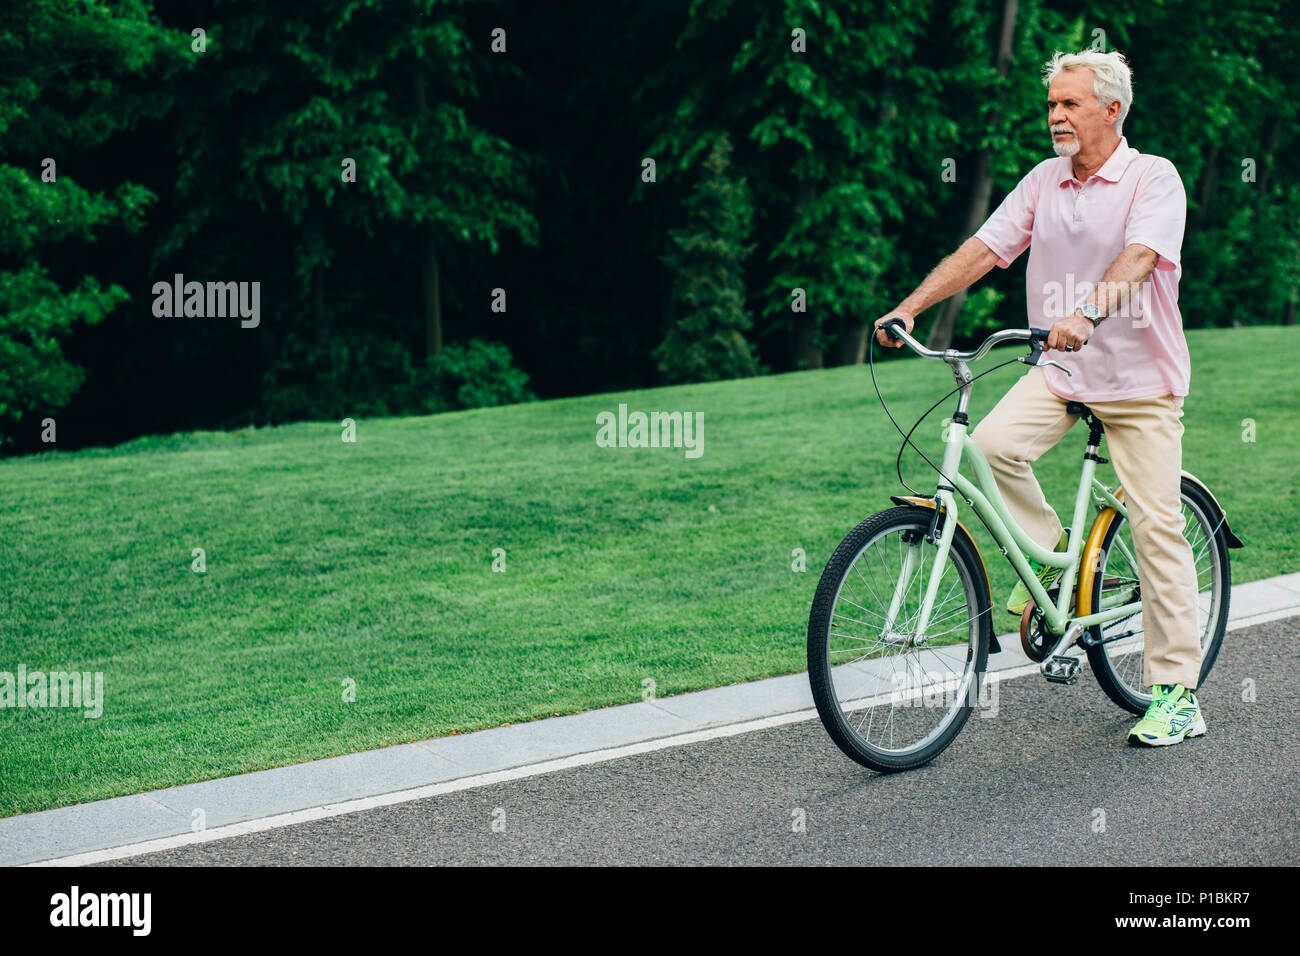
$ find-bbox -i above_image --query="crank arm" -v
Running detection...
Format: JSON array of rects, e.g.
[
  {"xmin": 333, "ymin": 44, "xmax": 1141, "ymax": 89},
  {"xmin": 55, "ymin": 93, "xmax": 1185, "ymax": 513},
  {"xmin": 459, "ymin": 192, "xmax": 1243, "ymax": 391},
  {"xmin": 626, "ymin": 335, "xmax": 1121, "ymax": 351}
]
[{"xmin": 1077, "ymin": 627, "xmax": 1142, "ymax": 649}]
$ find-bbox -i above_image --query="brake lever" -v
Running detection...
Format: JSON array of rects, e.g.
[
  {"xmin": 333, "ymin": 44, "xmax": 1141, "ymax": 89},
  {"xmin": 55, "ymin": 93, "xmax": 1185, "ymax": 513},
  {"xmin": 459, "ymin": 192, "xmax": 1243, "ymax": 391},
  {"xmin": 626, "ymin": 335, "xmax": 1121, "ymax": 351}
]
[{"xmin": 1018, "ymin": 328, "xmax": 1070, "ymax": 374}]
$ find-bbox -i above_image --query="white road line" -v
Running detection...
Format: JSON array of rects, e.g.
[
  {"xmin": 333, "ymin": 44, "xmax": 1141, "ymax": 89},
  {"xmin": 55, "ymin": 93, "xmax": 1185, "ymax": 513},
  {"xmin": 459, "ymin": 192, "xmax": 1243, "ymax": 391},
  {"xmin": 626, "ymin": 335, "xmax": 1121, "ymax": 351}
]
[
  {"xmin": 25, "ymin": 605, "xmax": 1300, "ymax": 867},
  {"xmin": 16, "ymin": 657, "xmax": 1085, "ymax": 866},
  {"xmin": 25, "ymin": 710, "xmax": 820, "ymax": 867},
  {"xmin": 1224, "ymin": 606, "xmax": 1300, "ymax": 630}
]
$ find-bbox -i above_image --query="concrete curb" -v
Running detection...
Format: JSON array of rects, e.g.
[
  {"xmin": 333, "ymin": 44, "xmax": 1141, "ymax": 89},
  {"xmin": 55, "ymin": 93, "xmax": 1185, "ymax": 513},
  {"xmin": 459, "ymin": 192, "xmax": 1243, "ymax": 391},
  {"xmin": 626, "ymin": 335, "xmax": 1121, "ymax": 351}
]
[{"xmin": 4, "ymin": 572, "xmax": 1298, "ymax": 866}]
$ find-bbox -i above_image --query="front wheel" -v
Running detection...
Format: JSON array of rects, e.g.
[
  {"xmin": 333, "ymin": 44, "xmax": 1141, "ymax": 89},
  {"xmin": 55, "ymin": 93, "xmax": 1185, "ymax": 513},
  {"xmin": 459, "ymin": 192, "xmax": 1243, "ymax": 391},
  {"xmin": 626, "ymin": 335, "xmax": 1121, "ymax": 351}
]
[
  {"xmin": 1084, "ymin": 478, "xmax": 1231, "ymax": 715},
  {"xmin": 807, "ymin": 507, "xmax": 993, "ymax": 772}
]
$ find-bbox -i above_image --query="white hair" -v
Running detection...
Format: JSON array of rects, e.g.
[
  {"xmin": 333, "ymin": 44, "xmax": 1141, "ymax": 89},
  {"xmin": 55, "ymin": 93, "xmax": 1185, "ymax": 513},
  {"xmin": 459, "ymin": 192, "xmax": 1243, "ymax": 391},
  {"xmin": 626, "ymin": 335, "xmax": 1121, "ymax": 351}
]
[{"xmin": 1042, "ymin": 50, "xmax": 1133, "ymax": 136}]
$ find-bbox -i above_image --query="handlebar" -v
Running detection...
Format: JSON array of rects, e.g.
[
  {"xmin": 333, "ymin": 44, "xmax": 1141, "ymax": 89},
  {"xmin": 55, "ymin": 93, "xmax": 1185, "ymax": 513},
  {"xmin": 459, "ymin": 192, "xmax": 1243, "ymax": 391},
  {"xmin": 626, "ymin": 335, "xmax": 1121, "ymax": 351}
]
[{"xmin": 879, "ymin": 318, "xmax": 1054, "ymax": 369}]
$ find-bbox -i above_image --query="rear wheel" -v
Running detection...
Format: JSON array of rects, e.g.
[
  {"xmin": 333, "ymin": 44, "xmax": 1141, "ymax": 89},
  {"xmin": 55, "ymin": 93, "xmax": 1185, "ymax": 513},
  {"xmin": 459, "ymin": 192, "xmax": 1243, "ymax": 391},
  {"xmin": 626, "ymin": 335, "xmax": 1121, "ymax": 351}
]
[
  {"xmin": 807, "ymin": 507, "xmax": 993, "ymax": 772},
  {"xmin": 1085, "ymin": 479, "xmax": 1231, "ymax": 715}
]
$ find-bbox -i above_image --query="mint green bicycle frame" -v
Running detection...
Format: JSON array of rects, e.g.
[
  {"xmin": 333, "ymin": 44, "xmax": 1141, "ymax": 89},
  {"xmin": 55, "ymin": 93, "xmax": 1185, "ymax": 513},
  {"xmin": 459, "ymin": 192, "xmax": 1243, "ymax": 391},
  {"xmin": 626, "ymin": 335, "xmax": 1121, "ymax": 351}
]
[
  {"xmin": 885, "ymin": 328, "xmax": 1142, "ymax": 647},
  {"xmin": 905, "ymin": 418, "xmax": 1137, "ymax": 643}
]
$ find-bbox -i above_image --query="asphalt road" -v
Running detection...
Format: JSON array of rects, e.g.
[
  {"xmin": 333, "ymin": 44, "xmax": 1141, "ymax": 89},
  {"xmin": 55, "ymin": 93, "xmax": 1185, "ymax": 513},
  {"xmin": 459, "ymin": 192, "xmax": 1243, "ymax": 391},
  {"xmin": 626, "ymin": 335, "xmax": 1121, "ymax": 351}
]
[{"xmin": 112, "ymin": 618, "xmax": 1298, "ymax": 866}]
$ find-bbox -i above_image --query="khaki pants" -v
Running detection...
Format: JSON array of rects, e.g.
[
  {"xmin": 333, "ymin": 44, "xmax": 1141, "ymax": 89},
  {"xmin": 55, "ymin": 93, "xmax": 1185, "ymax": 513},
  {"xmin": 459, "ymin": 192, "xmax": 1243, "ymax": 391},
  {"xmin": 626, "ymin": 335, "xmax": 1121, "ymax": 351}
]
[{"xmin": 971, "ymin": 366, "xmax": 1202, "ymax": 689}]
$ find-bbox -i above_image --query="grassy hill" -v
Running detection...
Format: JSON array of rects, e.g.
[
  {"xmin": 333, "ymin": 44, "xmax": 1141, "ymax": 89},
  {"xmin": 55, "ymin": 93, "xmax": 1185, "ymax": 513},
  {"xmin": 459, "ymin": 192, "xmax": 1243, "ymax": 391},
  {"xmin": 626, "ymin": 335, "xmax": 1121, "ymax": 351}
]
[{"xmin": 2, "ymin": 325, "xmax": 1296, "ymax": 816}]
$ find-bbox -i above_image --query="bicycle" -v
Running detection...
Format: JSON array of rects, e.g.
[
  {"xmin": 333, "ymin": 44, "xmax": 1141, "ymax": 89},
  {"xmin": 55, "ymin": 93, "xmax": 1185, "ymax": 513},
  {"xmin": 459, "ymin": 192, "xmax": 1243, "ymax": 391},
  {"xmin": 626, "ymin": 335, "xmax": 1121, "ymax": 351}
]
[{"xmin": 806, "ymin": 319, "xmax": 1245, "ymax": 772}]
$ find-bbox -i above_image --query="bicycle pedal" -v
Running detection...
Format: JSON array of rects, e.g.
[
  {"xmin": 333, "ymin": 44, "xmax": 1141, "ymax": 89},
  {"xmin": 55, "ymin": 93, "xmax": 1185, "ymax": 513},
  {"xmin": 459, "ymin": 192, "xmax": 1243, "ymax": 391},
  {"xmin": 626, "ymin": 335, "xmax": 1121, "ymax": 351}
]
[{"xmin": 1042, "ymin": 655, "xmax": 1081, "ymax": 685}]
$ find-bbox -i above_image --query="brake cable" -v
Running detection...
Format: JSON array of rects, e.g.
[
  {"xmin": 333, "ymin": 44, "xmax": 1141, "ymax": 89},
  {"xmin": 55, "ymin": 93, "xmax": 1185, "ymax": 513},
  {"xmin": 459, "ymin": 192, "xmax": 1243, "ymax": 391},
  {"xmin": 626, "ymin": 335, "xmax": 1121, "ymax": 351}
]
[{"xmin": 867, "ymin": 329, "xmax": 1023, "ymax": 497}]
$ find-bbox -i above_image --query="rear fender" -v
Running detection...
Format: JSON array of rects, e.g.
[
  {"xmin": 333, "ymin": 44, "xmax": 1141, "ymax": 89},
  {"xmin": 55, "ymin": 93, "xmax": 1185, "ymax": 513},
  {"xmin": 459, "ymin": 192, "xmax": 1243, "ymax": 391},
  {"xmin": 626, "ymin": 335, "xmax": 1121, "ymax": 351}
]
[
  {"xmin": 1095, "ymin": 475, "xmax": 1243, "ymax": 550},
  {"xmin": 1077, "ymin": 487, "xmax": 1124, "ymax": 617},
  {"xmin": 1179, "ymin": 470, "xmax": 1245, "ymax": 548},
  {"xmin": 1078, "ymin": 472, "xmax": 1244, "ymax": 617}
]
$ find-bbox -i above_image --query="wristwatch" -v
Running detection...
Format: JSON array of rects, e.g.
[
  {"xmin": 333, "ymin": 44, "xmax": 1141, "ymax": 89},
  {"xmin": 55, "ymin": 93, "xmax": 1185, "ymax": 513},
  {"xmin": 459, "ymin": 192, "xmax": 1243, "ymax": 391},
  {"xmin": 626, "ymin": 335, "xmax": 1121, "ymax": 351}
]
[{"xmin": 1076, "ymin": 303, "xmax": 1102, "ymax": 326}]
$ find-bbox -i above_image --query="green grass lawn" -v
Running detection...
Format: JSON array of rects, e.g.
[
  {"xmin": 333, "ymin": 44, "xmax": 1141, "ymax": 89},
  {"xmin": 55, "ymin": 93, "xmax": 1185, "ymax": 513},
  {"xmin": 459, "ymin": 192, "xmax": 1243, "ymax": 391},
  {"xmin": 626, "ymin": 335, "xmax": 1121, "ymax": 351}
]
[{"xmin": 2, "ymin": 325, "xmax": 1296, "ymax": 816}]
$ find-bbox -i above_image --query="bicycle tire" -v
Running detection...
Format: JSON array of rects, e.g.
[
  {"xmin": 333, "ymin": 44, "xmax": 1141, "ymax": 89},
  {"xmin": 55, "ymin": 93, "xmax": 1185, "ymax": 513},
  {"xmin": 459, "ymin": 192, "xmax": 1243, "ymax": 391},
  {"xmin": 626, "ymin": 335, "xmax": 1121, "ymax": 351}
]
[
  {"xmin": 1086, "ymin": 478, "xmax": 1231, "ymax": 714},
  {"xmin": 808, "ymin": 507, "xmax": 993, "ymax": 772}
]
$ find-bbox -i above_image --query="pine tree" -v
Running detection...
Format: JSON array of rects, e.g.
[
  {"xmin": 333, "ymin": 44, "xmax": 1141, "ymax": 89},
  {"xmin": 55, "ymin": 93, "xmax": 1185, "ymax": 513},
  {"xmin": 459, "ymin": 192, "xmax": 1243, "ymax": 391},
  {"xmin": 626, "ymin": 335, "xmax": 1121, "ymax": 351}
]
[{"xmin": 654, "ymin": 132, "xmax": 758, "ymax": 384}]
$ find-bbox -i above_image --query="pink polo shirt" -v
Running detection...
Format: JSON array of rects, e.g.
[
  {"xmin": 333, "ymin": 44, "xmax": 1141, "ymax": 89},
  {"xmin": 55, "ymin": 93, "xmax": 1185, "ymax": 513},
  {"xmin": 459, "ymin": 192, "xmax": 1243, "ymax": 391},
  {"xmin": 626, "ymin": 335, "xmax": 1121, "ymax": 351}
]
[{"xmin": 974, "ymin": 136, "xmax": 1190, "ymax": 402}]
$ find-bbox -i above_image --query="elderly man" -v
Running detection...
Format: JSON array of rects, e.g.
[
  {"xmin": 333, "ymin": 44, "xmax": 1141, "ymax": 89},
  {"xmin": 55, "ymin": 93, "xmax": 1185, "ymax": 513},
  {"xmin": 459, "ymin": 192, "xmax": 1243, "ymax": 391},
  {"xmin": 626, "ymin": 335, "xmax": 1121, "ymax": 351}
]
[{"xmin": 872, "ymin": 50, "xmax": 1203, "ymax": 747}]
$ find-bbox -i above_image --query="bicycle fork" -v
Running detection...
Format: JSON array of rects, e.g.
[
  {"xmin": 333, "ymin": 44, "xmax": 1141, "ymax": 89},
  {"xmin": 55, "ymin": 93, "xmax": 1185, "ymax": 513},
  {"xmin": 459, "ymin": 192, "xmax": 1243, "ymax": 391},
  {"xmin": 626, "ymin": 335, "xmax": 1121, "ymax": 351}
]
[
  {"xmin": 882, "ymin": 427, "xmax": 967, "ymax": 650},
  {"xmin": 881, "ymin": 510, "xmax": 961, "ymax": 648}
]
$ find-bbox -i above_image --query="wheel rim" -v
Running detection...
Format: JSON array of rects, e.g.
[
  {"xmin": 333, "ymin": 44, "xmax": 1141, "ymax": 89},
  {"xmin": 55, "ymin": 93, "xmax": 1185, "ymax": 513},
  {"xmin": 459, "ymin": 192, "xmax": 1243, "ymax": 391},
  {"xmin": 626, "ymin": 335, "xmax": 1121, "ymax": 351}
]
[
  {"xmin": 823, "ymin": 522, "xmax": 984, "ymax": 756},
  {"xmin": 1095, "ymin": 495, "xmax": 1223, "ymax": 703}
]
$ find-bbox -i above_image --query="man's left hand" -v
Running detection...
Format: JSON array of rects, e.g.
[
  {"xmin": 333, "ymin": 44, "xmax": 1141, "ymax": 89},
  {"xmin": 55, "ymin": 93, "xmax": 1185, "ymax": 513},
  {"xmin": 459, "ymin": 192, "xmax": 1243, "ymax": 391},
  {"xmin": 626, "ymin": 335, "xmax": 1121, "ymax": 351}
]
[{"xmin": 1046, "ymin": 314, "xmax": 1094, "ymax": 352}]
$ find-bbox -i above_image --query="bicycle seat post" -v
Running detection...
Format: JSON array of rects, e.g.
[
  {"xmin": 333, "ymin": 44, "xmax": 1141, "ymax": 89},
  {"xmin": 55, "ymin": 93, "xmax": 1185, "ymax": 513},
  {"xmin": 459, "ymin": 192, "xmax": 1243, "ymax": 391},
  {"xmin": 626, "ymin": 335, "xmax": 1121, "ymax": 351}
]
[{"xmin": 1067, "ymin": 403, "xmax": 1108, "ymax": 465}]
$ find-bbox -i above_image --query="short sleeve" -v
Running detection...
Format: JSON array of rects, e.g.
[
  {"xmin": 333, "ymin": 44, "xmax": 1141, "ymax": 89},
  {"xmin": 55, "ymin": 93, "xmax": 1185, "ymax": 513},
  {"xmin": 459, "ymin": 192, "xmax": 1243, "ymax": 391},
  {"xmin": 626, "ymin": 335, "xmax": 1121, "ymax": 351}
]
[
  {"xmin": 973, "ymin": 162, "xmax": 1049, "ymax": 268},
  {"xmin": 1125, "ymin": 160, "xmax": 1186, "ymax": 271}
]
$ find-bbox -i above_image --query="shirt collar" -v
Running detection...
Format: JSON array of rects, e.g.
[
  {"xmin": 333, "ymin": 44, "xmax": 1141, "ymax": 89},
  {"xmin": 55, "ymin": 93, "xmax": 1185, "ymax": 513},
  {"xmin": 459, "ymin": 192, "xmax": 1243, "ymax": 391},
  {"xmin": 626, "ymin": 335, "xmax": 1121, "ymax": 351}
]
[{"xmin": 1055, "ymin": 136, "xmax": 1138, "ymax": 186}]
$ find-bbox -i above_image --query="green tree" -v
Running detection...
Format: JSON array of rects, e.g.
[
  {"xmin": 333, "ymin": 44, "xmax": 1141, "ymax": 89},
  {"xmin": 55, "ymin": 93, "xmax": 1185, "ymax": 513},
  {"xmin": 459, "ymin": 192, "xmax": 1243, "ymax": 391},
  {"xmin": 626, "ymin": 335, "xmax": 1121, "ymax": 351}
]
[
  {"xmin": 1105, "ymin": 0, "xmax": 1300, "ymax": 328},
  {"xmin": 0, "ymin": 0, "xmax": 183, "ymax": 446},
  {"xmin": 155, "ymin": 0, "xmax": 539, "ymax": 417},
  {"xmin": 654, "ymin": 132, "xmax": 759, "ymax": 383},
  {"xmin": 637, "ymin": 0, "xmax": 985, "ymax": 369}
]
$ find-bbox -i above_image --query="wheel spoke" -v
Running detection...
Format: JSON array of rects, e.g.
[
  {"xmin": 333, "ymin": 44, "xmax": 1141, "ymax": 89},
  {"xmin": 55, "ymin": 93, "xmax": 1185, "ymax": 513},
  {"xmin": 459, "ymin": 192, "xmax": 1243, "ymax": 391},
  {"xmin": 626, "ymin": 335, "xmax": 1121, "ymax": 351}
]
[
  {"xmin": 814, "ymin": 518, "xmax": 983, "ymax": 760},
  {"xmin": 1090, "ymin": 492, "xmax": 1226, "ymax": 712}
]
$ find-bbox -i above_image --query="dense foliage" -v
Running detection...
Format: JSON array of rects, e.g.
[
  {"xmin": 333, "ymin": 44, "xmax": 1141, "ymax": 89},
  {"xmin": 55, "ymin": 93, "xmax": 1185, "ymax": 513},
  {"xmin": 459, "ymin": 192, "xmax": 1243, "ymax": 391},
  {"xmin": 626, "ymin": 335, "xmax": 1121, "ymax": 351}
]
[
  {"xmin": 654, "ymin": 132, "xmax": 759, "ymax": 383},
  {"xmin": 2, "ymin": 0, "xmax": 1295, "ymax": 452}
]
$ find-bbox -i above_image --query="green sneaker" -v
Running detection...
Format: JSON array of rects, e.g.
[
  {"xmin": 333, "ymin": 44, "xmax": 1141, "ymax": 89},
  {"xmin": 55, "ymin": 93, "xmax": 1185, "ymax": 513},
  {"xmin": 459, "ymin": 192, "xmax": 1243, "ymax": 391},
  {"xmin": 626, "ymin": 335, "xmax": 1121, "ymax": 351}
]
[
  {"xmin": 1005, "ymin": 528, "xmax": 1070, "ymax": 616},
  {"xmin": 1127, "ymin": 684, "xmax": 1207, "ymax": 746}
]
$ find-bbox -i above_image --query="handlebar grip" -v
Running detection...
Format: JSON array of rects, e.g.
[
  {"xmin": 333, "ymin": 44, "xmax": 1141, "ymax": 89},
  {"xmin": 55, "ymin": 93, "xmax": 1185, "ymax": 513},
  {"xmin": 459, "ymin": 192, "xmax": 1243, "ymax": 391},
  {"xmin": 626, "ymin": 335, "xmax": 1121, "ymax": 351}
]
[{"xmin": 881, "ymin": 316, "xmax": 907, "ymax": 341}]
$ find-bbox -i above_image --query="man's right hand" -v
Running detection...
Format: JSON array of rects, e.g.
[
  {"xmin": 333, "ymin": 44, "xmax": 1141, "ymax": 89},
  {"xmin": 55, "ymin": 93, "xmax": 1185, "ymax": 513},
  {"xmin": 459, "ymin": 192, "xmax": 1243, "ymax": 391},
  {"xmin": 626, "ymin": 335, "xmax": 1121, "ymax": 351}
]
[{"xmin": 873, "ymin": 312, "xmax": 915, "ymax": 349}]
